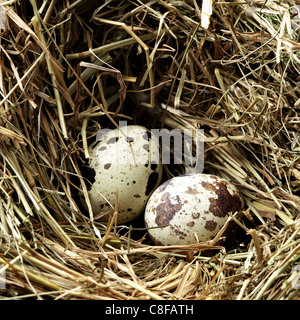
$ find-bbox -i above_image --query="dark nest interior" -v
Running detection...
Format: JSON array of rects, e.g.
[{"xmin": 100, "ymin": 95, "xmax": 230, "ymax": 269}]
[{"xmin": 0, "ymin": 0, "xmax": 300, "ymax": 300}]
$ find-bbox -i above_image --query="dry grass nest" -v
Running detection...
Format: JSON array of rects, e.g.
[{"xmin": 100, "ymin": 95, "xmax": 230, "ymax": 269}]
[{"xmin": 0, "ymin": 0, "xmax": 300, "ymax": 300}]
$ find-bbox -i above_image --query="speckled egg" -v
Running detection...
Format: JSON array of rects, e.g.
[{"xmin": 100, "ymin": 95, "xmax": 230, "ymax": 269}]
[
  {"xmin": 144, "ymin": 173, "xmax": 243, "ymax": 245},
  {"xmin": 81, "ymin": 125, "xmax": 162, "ymax": 224}
]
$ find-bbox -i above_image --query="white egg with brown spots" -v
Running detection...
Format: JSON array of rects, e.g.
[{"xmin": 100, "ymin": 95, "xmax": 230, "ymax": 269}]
[
  {"xmin": 81, "ymin": 125, "xmax": 162, "ymax": 224},
  {"xmin": 144, "ymin": 173, "xmax": 243, "ymax": 245}
]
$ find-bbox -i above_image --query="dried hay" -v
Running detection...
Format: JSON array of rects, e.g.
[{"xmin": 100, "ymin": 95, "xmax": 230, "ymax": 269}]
[{"xmin": 0, "ymin": 0, "xmax": 299, "ymax": 300}]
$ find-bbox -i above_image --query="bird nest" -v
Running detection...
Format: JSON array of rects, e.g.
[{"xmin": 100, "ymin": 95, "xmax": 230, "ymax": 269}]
[{"xmin": 0, "ymin": 0, "xmax": 299, "ymax": 300}]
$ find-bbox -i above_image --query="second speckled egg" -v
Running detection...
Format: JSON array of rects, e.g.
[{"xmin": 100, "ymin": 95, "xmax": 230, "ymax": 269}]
[{"xmin": 144, "ymin": 173, "xmax": 243, "ymax": 245}]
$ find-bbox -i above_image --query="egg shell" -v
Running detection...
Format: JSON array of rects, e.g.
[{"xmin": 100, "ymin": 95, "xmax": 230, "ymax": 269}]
[
  {"xmin": 144, "ymin": 173, "xmax": 243, "ymax": 245},
  {"xmin": 82, "ymin": 125, "xmax": 162, "ymax": 224}
]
